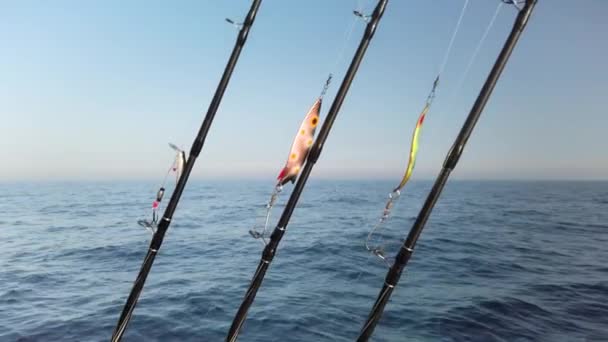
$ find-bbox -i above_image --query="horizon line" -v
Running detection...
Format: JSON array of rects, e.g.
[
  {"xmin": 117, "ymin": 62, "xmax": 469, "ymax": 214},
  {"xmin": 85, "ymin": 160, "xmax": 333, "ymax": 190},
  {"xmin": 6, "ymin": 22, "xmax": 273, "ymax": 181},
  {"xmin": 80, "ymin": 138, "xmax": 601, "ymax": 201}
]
[{"xmin": 2, "ymin": 177, "xmax": 607, "ymax": 183}]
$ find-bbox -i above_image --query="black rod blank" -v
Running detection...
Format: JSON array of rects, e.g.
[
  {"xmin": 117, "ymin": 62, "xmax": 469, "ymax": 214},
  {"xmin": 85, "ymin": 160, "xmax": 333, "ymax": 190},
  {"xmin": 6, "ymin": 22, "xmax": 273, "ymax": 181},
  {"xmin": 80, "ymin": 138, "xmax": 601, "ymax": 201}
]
[
  {"xmin": 357, "ymin": 1, "xmax": 537, "ymax": 340},
  {"xmin": 110, "ymin": 1, "xmax": 263, "ymax": 340},
  {"xmin": 226, "ymin": 1, "xmax": 389, "ymax": 341}
]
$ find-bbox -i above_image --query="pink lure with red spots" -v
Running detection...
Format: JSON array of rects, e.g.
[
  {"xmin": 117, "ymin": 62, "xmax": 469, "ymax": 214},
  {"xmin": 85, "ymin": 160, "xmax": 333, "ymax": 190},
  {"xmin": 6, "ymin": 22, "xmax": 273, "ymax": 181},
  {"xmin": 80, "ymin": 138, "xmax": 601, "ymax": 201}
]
[{"xmin": 276, "ymin": 98, "xmax": 322, "ymax": 186}]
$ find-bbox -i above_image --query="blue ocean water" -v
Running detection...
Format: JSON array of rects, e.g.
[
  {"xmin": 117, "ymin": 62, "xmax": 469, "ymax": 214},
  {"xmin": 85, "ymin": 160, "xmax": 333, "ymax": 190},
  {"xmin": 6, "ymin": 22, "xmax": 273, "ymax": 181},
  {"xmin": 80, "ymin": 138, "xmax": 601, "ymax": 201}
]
[{"xmin": 0, "ymin": 180, "xmax": 607, "ymax": 341}]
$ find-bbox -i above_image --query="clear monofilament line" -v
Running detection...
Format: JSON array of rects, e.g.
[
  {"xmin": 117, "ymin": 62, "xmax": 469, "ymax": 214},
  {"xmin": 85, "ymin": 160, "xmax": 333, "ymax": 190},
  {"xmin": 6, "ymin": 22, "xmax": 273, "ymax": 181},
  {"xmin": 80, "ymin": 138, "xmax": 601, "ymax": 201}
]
[
  {"xmin": 437, "ymin": 0, "xmax": 470, "ymax": 76},
  {"xmin": 365, "ymin": 190, "xmax": 400, "ymax": 266},
  {"xmin": 453, "ymin": 1, "xmax": 504, "ymax": 93},
  {"xmin": 329, "ymin": 0, "xmax": 372, "ymax": 74},
  {"xmin": 250, "ymin": 184, "xmax": 282, "ymax": 244}
]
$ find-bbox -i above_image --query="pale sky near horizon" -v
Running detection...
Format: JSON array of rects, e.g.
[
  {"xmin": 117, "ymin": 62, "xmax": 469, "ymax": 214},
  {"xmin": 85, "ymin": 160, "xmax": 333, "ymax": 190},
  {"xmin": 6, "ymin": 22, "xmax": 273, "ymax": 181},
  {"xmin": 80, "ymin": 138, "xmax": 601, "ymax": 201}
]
[{"xmin": 1, "ymin": 0, "xmax": 606, "ymax": 181}]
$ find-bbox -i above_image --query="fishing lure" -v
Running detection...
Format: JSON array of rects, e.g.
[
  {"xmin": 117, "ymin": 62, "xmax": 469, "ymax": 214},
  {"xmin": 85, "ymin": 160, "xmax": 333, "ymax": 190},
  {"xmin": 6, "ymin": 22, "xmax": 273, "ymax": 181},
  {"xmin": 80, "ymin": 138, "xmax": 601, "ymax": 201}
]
[
  {"xmin": 277, "ymin": 99, "xmax": 322, "ymax": 185},
  {"xmin": 137, "ymin": 143, "xmax": 186, "ymax": 233},
  {"xmin": 365, "ymin": 78, "xmax": 437, "ymax": 262},
  {"xmin": 249, "ymin": 94, "xmax": 324, "ymax": 242}
]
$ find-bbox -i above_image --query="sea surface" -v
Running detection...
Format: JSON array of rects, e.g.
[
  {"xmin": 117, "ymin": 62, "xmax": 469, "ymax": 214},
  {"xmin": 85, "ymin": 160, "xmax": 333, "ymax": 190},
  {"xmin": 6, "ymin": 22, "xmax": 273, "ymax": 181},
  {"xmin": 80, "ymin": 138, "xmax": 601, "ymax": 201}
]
[{"xmin": 0, "ymin": 180, "xmax": 607, "ymax": 341}]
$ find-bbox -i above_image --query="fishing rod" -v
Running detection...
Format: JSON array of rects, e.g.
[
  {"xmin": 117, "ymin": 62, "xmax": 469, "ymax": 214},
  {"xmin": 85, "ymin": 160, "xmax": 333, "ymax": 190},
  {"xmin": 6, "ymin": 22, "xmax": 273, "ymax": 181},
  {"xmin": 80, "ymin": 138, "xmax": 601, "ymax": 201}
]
[
  {"xmin": 110, "ymin": 0, "xmax": 263, "ymax": 340},
  {"xmin": 357, "ymin": 1, "xmax": 537, "ymax": 340},
  {"xmin": 226, "ymin": 0, "xmax": 389, "ymax": 340}
]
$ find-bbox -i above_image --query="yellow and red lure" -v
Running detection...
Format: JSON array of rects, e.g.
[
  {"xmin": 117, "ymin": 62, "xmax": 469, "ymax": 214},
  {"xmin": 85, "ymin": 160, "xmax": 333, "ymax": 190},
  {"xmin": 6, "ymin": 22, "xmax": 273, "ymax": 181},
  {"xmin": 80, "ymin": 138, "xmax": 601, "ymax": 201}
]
[
  {"xmin": 366, "ymin": 78, "xmax": 438, "ymax": 261},
  {"xmin": 395, "ymin": 104, "xmax": 428, "ymax": 192},
  {"xmin": 365, "ymin": 0, "xmax": 469, "ymax": 262}
]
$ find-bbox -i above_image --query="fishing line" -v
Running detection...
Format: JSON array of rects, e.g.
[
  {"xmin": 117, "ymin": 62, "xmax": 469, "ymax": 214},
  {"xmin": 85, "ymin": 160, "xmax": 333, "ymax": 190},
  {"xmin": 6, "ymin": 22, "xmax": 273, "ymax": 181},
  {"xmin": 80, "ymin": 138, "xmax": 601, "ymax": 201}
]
[
  {"xmin": 453, "ymin": 1, "xmax": 505, "ymax": 95},
  {"xmin": 330, "ymin": 0, "xmax": 370, "ymax": 73},
  {"xmin": 438, "ymin": 0, "xmax": 470, "ymax": 76}
]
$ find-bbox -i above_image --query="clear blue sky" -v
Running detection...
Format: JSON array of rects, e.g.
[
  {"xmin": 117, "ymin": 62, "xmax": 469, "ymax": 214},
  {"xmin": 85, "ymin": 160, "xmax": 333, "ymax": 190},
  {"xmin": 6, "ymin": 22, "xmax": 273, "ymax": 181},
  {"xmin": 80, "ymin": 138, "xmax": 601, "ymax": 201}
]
[{"xmin": 1, "ymin": 0, "xmax": 606, "ymax": 181}]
